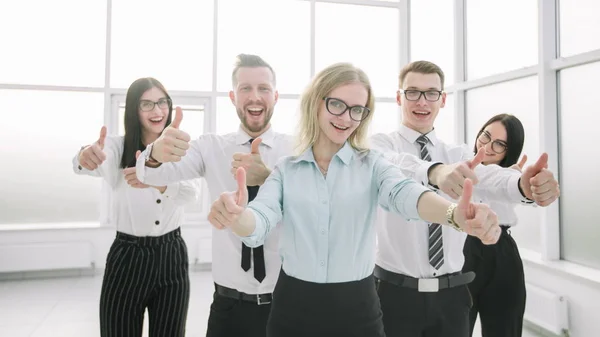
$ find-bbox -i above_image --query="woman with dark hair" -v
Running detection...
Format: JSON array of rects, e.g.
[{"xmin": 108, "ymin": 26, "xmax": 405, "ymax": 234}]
[
  {"xmin": 463, "ymin": 113, "xmax": 530, "ymax": 337},
  {"xmin": 73, "ymin": 77, "xmax": 199, "ymax": 337}
]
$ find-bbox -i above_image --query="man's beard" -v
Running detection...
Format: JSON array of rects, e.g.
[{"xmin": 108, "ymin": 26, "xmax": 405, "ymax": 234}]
[{"xmin": 237, "ymin": 107, "xmax": 273, "ymax": 133}]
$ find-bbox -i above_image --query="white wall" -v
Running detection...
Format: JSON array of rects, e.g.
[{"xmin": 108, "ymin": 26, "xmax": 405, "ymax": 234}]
[{"xmin": 521, "ymin": 250, "xmax": 600, "ymax": 337}]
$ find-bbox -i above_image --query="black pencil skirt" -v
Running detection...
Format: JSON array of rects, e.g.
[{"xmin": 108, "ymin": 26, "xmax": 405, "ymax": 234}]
[{"xmin": 266, "ymin": 269, "xmax": 386, "ymax": 337}]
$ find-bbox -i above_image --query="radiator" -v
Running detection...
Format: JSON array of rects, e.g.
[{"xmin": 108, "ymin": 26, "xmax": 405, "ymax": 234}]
[
  {"xmin": 0, "ymin": 242, "xmax": 94, "ymax": 273},
  {"xmin": 524, "ymin": 282, "xmax": 569, "ymax": 335}
]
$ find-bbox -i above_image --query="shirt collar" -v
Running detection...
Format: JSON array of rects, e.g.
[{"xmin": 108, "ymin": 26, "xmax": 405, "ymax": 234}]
[
  {"xmin": 398, "ymin": 124, "xmax": 439, "ymax": 146},
  {"xmin": 235, "ymin": 125, "xmax": 275, "ymax": 147}
]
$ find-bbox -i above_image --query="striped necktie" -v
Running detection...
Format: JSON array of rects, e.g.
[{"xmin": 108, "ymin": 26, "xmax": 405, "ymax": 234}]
[{"xmin": 416, "ymin": 135, "xmax": 444, "ymax": 270}]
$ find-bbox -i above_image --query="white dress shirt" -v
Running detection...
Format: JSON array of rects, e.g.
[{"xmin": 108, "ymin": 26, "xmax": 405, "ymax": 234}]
[
  {"xmin": 136, "ymin": 126, "xmax": 293, "ymax": 295},
  {"xmin": 370, "ymin": 125, "xmax": 531, "ymax": 278},
  {"xmin": 72, "ymin": 135, "xmax": 199, "ymax": 237}
]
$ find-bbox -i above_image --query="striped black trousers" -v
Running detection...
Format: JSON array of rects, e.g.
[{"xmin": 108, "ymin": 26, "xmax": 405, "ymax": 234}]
[{"xmin": 99, "ymin": 228, "xmax": 190, "ymax": 337}]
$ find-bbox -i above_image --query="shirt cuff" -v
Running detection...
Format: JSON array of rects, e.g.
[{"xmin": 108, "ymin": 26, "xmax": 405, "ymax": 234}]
[
  {"xmin": 239, "ymin": 208, "xmax": 265, "ymax": 247},
  {"xmin": 162, "ymin": 183, "xmax": 180, "ymax": 199},
  {"xmin": 416, "ymin": 161, "xmax": 442, "ymax": 189},
  {"xmin": 511, "ymin": 174, "xmax": 533, "ymax": 204}
]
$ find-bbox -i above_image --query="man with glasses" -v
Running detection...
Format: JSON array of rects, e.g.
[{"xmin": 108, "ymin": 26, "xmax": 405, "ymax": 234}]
[
  {"xmin": 135, "ymin": 54, "xmax": 293, "ymax": 337},
  {"xmin": 369, "ymin": 60, "xmax": 560, "ymax": 337}
]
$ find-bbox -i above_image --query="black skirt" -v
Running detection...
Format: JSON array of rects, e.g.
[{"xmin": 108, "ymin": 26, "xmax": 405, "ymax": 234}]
[{"xmin": 267, "ymin": 269, "xmax": 385, "ymax": 337}]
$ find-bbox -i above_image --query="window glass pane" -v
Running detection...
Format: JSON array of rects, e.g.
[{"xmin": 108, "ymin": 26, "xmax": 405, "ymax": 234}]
[
  {"xmin": 559, "ymin": 0, "xmax": 600, "ymax": 57},
  {"xmin": 0, "ymin": 90, "xmax": 104, "ymax": 225},
  {"xmin": 466, "ymin": 0, "xmax": 538, "ymax": 79},
  {"xmin": 216, "ymin": 97, "xmax": 299, "ymax": 137},
  {"xmin": 316, "ymin": 3, "xmax": 399, "ymax": 98},
  {"xmin": 216, "ymin": 0, "xmax": 310, "ymax": 94},
  {"xmin": 410, "ymin": 0, "xmax": 455, "ymax": 86},
  {"xmin": 369, "ymin": 102, "xmax": 400, "ymax": 136},
  {"xmin": 434, "ymin": 93, "xmax": 456, "ymax": 144},
  {"xmin": 111, "ymin": 0, "xmax": 213, "ymax": 91},
  {"xmin": 465, "ymin": 76, "xmax": 541, "ymax": 252},
  {"xmin": 559, "ymin": 62, "xmax": 600, "ymax": 269},
  {"xmin": 0, "ymin": 0, "xmax": 106, "ymax": 87}
]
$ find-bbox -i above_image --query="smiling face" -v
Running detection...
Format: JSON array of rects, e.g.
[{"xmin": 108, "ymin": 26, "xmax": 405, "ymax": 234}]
[
  {"xmin": 138, "ymin": 86, "xmax": 170, "ymax": 139},
  {"xmin": 476, "ymin": 121, "xmax": 508, "ymax": 165},
  {"xmin": 398, "ymin": 71, "xmax": 446, "ymax": 134},
  {"xmin": 229, "ymin": 66, "xmax": 278, "ymax": 137},
  {"xmin": 317, "ymin": 82, "xmax": 368, "ymax": 146}
]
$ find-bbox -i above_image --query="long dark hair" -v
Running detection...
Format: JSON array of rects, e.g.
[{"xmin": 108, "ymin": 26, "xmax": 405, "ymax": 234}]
[
  {"xmin": 120, "ymin": 77, "xmax": 173, "ymax": 168},
  {"xmin": 473, "ymin": 113, "xmax": 525, "ymax": 168}
]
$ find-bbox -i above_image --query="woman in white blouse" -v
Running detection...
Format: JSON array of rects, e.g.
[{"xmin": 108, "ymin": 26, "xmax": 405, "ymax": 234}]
[
  {"xmin": 462, "ymin": 113, "xmax": 529, "ymax": 337},
  {"xmin": 73, "ymin": 77, "xmax": 199, "ymax": 337}
]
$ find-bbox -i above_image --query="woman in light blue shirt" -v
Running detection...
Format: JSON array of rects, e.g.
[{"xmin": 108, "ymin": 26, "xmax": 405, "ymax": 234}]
[{"xmin": 208, "ymin": 63, "xmax": 501, "ymax": 337}]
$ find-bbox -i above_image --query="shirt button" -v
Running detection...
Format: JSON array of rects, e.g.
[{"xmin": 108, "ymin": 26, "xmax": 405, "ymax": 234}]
[
  {"xmin": 320, "ymin": 261, "xmax": 325, "ymax": 266},
  {"xmin": 78, "ymin": 165, "xmax": 82, "ymax": 170},
  {"xmin": 322, "ymin": 200, "xmax": 327, "ymax": 204},
  {"xmin": 156, "ymin": 199, "xmax": 161, "ymax": 204},
  {"xmin": 321, "ymin": 229, "xmax": 325, "ymax": 235},
  {"xmin": 155, "ymin": 220, "xmax": 160, "ymax": 225}
]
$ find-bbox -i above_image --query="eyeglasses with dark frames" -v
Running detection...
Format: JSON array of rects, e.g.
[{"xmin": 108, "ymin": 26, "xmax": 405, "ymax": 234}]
[
  {"xmin": 139, "ymin": 98, "xmax": 172, "ymax": 112},
  {"xmin": 323, "ymin": 97, "xmax": 370, "ymax": 122},
  {"xmin": 399, "ymin": 89, "xmax": 443, "ymax": 102},
  {"xmin": 477, "ymin": 130, "xmax": 508, "ymax": 154}
]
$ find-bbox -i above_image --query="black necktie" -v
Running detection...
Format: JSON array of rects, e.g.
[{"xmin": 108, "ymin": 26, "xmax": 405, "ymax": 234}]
[
  {"xmin": 241, "ymin": 139, "xmax": 266, "ymax": 282},
  {"xmin": 416, "ymin": 135, "xmax": 444, "ymax": 270}
]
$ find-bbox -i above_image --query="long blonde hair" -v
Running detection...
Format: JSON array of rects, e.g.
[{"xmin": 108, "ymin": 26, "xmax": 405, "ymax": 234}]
[{"xmin": 296, "ymin": 63, "xmax": 375, "ymax": 155}]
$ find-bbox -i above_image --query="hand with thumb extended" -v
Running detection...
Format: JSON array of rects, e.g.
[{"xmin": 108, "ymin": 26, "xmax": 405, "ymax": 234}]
[
  {"xmin": 79, "ymin": 126, "xmax": 108, "ymax": 171},
  {"xmin": 452, "ymin": 178, "xmax": 501, "ymax": 245},
  {"xmin": 250, "ymin": 138, "xmax": 263, "ymax": 154},
  {"xmin": 207, "ymin": 168, "xmax": 248, "ymax": 230},
  {"xmin": 150, "ymin": 107, "xmax": 191, "ymax": 163},
  {"xmin": 510, "ymin": 154, "xmax": 528, "ymax": 172}
]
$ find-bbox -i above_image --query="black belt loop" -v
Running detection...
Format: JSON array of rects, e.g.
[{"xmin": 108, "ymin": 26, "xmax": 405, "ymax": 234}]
[{"xmin": 373, "ymin": 265, "xmax": 475, "ymax": 292}]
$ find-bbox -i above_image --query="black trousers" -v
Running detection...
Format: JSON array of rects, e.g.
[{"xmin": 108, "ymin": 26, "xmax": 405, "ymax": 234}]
[
  {"xmin": 376, "ymin": 270, "xmax": 472, "ymax": 337},
  {"xmin": 99, "ymin": 228, "xmax": 190, "ymax": 337},
  {"xmin": 267, "ymin": 270, "xmax": 385, "ymax": 337},
  {"xmin": 205, "ymin": 285, "xmax": 272, "ymax": 337},
  {"xmin": 463, "ymin": 226, "xmax": 526, "ymax": 337}
]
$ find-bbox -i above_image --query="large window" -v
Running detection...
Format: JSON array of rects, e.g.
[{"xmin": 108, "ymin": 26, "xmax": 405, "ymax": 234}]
[
  {"xmin": 559, "ymin": 0, "xmax": 600, "ymax": 57},
  {"xmin": 110, "ymin": 0, "xmax": 214, "ymax": 91},
  {"xmin": 216, "ymin": 0, "xmax": 311, "ymax": 95},
  {"xmin": 465, "ymin": 76, "xmax": 541, "ymax": 252},
  {"xmin": 465, "ymin": 0, "xmax": 538, "ymax": 79},
  {"xmin": 434, "ymin": 93, "xmax": 456, "ymax": 144},
  {"xmin": 369, "ymin": 102, "xmax": 401, "ymax": 136},
  {"xmin": 315, "ymin": 3, "xmax": 399, "ymax": 98},
  {"xmin": 410, "ymin": 0, "xmax": 455, "ymax": 86},
  {"xmin": 559, "ymin": 62, "xmax": 600, "ymax": 269},
  {"xmin": 0, "ymin": 0, "xmax": 106, "ymax": 87},
  {"xmin": 0, "ymin": 90, "xmax": 105, "ymax": 225}
]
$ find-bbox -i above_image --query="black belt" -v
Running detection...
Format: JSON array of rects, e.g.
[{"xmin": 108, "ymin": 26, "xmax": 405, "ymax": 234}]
[
  {"xmin": 215, "ymin": 283, "xmax": 272, "ymax": 305},
  {"xmin": 374, "ymin": 265, "xmax": 475, "ymax": 292}
]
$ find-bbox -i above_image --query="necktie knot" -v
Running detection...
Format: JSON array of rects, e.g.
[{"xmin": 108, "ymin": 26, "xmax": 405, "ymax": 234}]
[{"xmin": 416, "ymin": 135, "xmax": 429, "ymax": 147}]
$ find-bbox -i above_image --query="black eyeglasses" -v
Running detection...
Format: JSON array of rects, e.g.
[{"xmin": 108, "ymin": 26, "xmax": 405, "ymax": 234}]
[
  {"xmin": 478, "ymin": 131, "xmax": 508, "ymax": 154},
  {"xmin": 323, "ymin": 97, "xmax": 370, "ymax": 122},
  {"xmin": 399, "ymin": 89, "xmax": 443, "ymax": 102},
  {"xmin": 139, "ymin": 98, "xmax": 172, "ymax": 112}
]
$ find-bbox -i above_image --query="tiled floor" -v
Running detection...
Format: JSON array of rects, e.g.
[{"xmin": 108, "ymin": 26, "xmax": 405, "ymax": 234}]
[{"xmin": 0, "ymin": 270, "xmax": 545, "ymax": 337}]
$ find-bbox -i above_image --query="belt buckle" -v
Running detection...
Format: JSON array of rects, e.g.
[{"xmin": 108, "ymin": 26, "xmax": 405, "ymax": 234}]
[
  {"xmin": 418, "ymin": 278, "xmax": 439, "ymax": 292},
  {"xmin": 256, "ymin": 294, "xmax": 271, "ymax": 305}
]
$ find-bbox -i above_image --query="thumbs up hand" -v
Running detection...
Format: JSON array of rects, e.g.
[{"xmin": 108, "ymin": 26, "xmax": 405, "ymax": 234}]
[
  {"xmin": 231, "ymin": 137, "xmax": 271, "ymax": 186},
  {"xmin": 510, "ymin": 154, "xmax": 528, "ymax": 172},
  {"xmin": 208, "ymin": 167, "xmax": 249, "ymax": 229},
  {"xmin": 428, "ymin": 148, "xmax": 485, "ymax": 200},
  {"xmin": 452, "ymin": 179, "xmax": 501, "ymax": 245},
  {"xmin": 149, "ymin": 107, "xmax": 191, "ymax": 163},
  {"xmin": 79, "ymin": 126, "xmax": 108, "ymax": 171},
  {"xmin": 519, "ymin": 153, "xmax": 560, "ymax": 206}
]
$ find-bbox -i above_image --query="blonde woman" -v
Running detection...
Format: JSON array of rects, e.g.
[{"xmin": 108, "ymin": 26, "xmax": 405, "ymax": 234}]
[{"xmin": 207, "ymin": 63, "xmax": 501, "ymax": 337}]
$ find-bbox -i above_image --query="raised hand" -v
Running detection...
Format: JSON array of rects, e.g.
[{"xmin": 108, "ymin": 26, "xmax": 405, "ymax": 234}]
[
  {"xmin": 149, "ymin": 107, "xmax": 191, "ymax": 163},
  {"xmin": 79, "ymin": 126, "xmax": 108, "ymax": 170},
  {"xmin": 208, "ymin": 167, "xmax": 249, "ymax": 229},
  {"xmin": 429, "ymin": 148, "xmax": 485, "ymax": 199},
  {"xmin": 452, "ymin": 178, "xmax": 501, "ymax": 245},
  {"xmin": 510, "ymin": 154, "xmax": 528, "ymax": 172},
  {"xmin": 231, "ymin": 137, "xmax": 271, "ymax": 186},
  {"xmin": 519, "ymin": 153, "xmax": 560, "ymax": 206}
]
